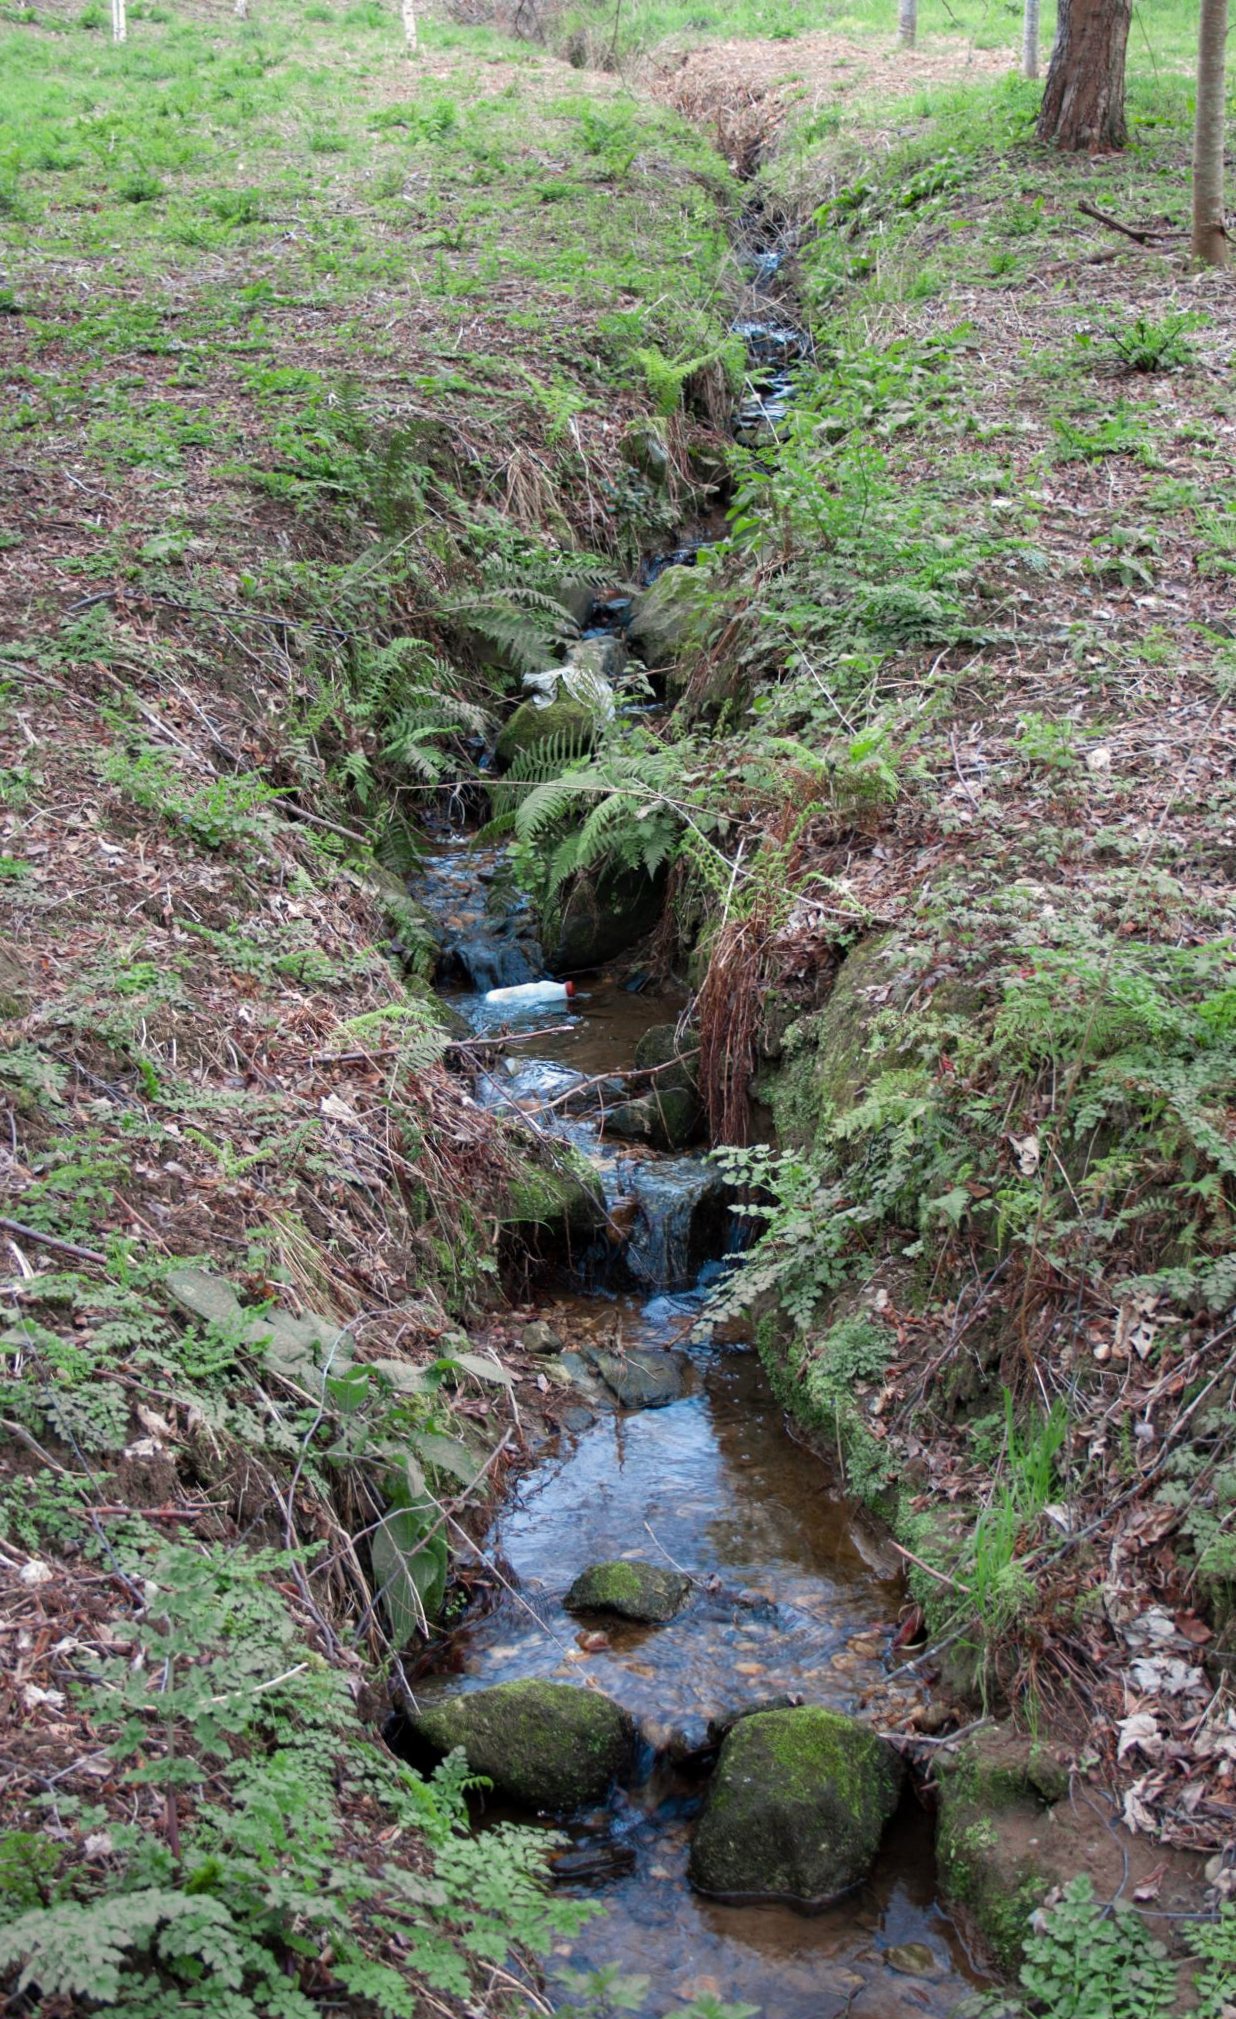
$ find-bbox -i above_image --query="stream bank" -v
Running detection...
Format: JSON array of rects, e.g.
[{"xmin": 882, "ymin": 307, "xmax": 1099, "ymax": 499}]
[{"xmin": 385, "ymin": 211, "xmax": 991, "ymax": 2019}]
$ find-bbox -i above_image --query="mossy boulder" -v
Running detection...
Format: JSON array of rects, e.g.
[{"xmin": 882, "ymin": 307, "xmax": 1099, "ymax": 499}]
[
  {"xmin": 565, "ymin": 1558, "xmax": 692, "ymax": 1623},
  {"xmin": 934, "ymin": 1725, "xmax": 1071, "ymax": 1972},
  {"xmin": 495, "ymin": 695, "xmax": 597, "ymax": 768},
  {"xmin": 408, "ymin": 1680, "xmax": 634, "ymax": 1810},
  {"xmin": 504, "ymin": 1144, "xmax": 606, "ymax": 1244},
  {"xmin": 627, "ymin": 566, "xmax": 710, "ymax": 672},
  {"xmin": 688, "ymin": 1706, "xmax": 903, "ymax": 1903}
]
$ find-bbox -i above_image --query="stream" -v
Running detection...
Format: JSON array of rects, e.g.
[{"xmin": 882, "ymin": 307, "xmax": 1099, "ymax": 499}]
[{"xmin": 395, "ymin": 230, "xmax": 986, "ymax": 2019}]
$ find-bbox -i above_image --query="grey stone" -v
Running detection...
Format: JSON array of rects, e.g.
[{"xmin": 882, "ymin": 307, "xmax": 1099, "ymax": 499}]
[
  {"xmin": 521, "ymin": 1321, "xmax": 565, "ymax": 1356},
  {"xmin": 577, "ymin": 1340, "xmax": 686, "ymax": 1409}
]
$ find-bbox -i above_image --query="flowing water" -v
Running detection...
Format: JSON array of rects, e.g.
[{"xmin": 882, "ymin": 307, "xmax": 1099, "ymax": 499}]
[{"xmin": 397, "ymin": 233, "xmax": 985, "ymax": 2019}]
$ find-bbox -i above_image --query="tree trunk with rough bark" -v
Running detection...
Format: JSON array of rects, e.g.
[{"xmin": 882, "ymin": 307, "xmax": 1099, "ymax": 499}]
[
  {"xmin": 898, "ymin": 0, "xmax": 916, "ymax": 50},
  {"xmin": 1036, "ymin": 0, "xmax": 1131, "ymax": 150},
  {"xmin": 402, "ymin": 0, "xmax": 418, "ymax": 55},
  {"xmin": 1022, "ymin": 0, "xmax": 1040, "ymax": 78},
  {"xmin": 1191, "ymin": 0, "xmax": 1229, "ymax": 264}
]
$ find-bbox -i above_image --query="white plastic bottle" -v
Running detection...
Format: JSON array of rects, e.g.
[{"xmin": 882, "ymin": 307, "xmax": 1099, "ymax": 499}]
[{"xmin": 483, "ymin": 979, "xmax": 575, "ymax": 1006}]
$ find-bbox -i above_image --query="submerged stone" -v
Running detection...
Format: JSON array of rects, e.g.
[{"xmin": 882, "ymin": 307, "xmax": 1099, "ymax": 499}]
[
  {"xmin": 565, "ymin": 1558, "xmax": 692, "ymax": 1623},
  {"xmin": 408, "ymin": 1679, "xmax": 634, "ymax": 1811},
  {"xmin": 688, "ymin": 1706, "xmax": 903, "ymax": 1903},
  {"xmin": 577, "ymin": 1340, "xmax": 686, "ymax": 1408}
]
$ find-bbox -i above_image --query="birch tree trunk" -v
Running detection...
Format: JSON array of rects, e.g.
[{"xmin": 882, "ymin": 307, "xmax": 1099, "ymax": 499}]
[
  {"xmin": 111, "ymin": 0, "xmax": 126, "ymax": 43},
  {"xmin": 1191, "ymin": 0, "xmax": 1229, "ymax": 264},
  {"xmin": 235, "ymin": 0, "xmax": 248, "ymax": 18},
  {"xmin": 1036, "ymin": 0, "xmax": 1132, "ymax": 149},
  {"xmin": 402, "ymin": 0, "xmax": 418, "ymax": 55},
  {"xmin": 1022, "ymin": 0, "xmax": 1040, "ymax": 78},
  {"xmin": 898, "ymin": 0, "xmax": 917, "ymax": 49}
]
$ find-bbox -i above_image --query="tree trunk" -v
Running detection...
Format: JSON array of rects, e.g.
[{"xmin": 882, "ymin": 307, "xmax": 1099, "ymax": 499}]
[
  {"xmin": 111, "ymin": 0, "xmax": 126, "ymax": 42},
  {"xmin": 402, "ymin": 0, "xmax": 418, "ymax": 55},
  {"xmin": 1036, "ymin": 0, "xmax": 1132, "ymax": 150},
  {"xmin": 1191, "ymin": 0, "xmax": 1229, "ymax": 264},
  {"xmin": 235, "ymin": 0, "xmax": 248, "ymax": 18},
  {"xmin": 1022, "ymin": 0, "xmax": 1040, "ymax": 78},
  {"xmin": 898, "ymin": 0, "xmax": 917, "ymax": 49}
]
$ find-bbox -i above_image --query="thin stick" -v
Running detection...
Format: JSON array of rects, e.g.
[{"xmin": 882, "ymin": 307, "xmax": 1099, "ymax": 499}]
[{"xmin": 0, "ymin": 1217, "xmax": 106, "ymax": 1264}]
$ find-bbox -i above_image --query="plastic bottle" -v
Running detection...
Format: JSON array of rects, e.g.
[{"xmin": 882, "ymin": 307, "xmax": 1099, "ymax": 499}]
[{"xmin": 483, "ymin": 979, "xmax": 575, "ymax": 1006}]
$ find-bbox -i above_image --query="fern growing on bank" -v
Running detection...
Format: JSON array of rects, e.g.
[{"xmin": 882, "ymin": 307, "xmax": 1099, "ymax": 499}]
[{"xmin": 0, "ymin": 1544, "xmax": 591, "ymax": 2015}]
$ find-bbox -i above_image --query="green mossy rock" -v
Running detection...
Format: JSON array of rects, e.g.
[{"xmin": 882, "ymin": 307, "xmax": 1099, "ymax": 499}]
[
  {"xmin": 768, "ymin": 935, "xmax": 986, "ymax": 1154},
  {"xmin": 934, "ymin": 1725, "xmax": 1071, "ymax": 1972},
  {"xmin": 504, "ymin": 1145, "xmax": 606, "ymax": 1243},
  {"xmin": 565, "ymin": 1558, "xmax": 692, "ymax": 1623},
  {"xmin": 495, "ymin": 695, "xmax": 597, "ymax": 767},
  {"xmin": 688, "ymin": 1706, "xmax": 903, "ymax": 1903},
  {"xmin": 409, "ymin": 1680, "xmax": 634, "ymax": 1810}
]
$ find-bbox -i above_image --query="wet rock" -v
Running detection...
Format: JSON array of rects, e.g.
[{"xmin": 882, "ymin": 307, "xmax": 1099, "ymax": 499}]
[
  {"xmin": 625, "ymin": 1161, "xmax": 732, "ymax": 1290},
  {"xmin": 495, "ymin": 693, "xmax": 598, "ymax": 768},
  {"xmin": 605, "ymin": 1086, "xmax": 699, "ymax": 1153},
  {"xmin": 550, "ymin": 865, "xmax": 665, "ymax": 971},
  {"xmin": 408, "ymin": 1679, "xmax": 635, "ymax": 1810},
  {"xmin": 565, "ymin": 1559, "xmax": 692, "ymax": 1624},
  {"xmin": 520, "ymin": 1321, "xmax": 564, "ymax": 1356},
  {"xmin": 504, "ymin": 1147, "xmax": 607, "ymax": 1247},
  {"xmin": 688, "ymin": 1706, "xmax": 903, "ymax": 1904},
  {"xmin": 705, "ymin": 1694, "xmax": 805, "ymax": 1746},
  {"xmin": 557, "ymin": 1352, "xmax": 617, "ymax": 1410},
  {"xmin": 885, "ymin": 1944, "xmax": 938, "ymax": 1978},
  {"xmin": 576, "ymin": 1340, "xmax": 686, "ymax": 1409}
]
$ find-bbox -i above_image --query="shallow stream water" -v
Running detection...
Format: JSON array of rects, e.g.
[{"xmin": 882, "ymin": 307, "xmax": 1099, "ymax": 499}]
[{"xmin": 399, "ymin": 235, "xmax": 984, "ymax": 2019}]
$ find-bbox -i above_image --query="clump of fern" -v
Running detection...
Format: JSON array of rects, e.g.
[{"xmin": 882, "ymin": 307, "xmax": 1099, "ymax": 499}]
[
  {"xmin": 444, "ymin": 583, "xmax": 581, "ymax": 676},
  {"xmin": 300, "ymin": 635, "xmax": 491, "ymax": 812}
]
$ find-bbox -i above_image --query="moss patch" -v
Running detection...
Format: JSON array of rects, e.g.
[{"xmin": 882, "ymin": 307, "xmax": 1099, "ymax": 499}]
[
  {"xmin": 409, "ymin": 1679, "xmax": 634, "ymax": 1811},
  {"xmin": 564, "ymin": 1557, "xmax": 692, "ymax": 1622},
  {"xmin": 688, "ymin": 1705, "xmax": 902, "ymax": 1903}
]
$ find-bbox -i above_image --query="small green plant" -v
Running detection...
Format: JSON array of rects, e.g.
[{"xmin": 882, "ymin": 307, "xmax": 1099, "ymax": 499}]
[
  {"xmin": 1099, "ymin": 310, "xmax": 1201, "ymax": 374},
  {"xmin": 971, "ymin": 1874, "xmax": 1176, "ymax": 2018}
]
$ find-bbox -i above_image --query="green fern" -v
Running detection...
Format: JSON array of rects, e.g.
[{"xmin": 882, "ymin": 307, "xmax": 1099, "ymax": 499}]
[{"xmin": 445, "ymin": 585, "xmax": 579, "ymax": 674}]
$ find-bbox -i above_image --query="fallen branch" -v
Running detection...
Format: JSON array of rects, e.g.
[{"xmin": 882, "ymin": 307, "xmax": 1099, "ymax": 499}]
[
  {"xmin": 0, "ymin": 1217, "xmax": 107, "ymax": 1265},
  {"xmin": 1077, "ymin": 200, "xmax": 1170, "ymax": 245}
]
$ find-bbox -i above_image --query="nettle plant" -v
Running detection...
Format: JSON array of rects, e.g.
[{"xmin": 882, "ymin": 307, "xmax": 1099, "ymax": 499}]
[{"xmin": 0, "ymin": 1544, "xmax": 591, "ymax": 2016}]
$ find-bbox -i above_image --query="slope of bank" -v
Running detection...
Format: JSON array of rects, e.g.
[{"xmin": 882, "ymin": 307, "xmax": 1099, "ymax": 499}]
[
  {"xmin": 0, "ymin": 2, "xmax": 740, "ymax": 2008},
  {"xmin": 497, "ymin": 46, "xmax": 1236, "ymax": 1989}
]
